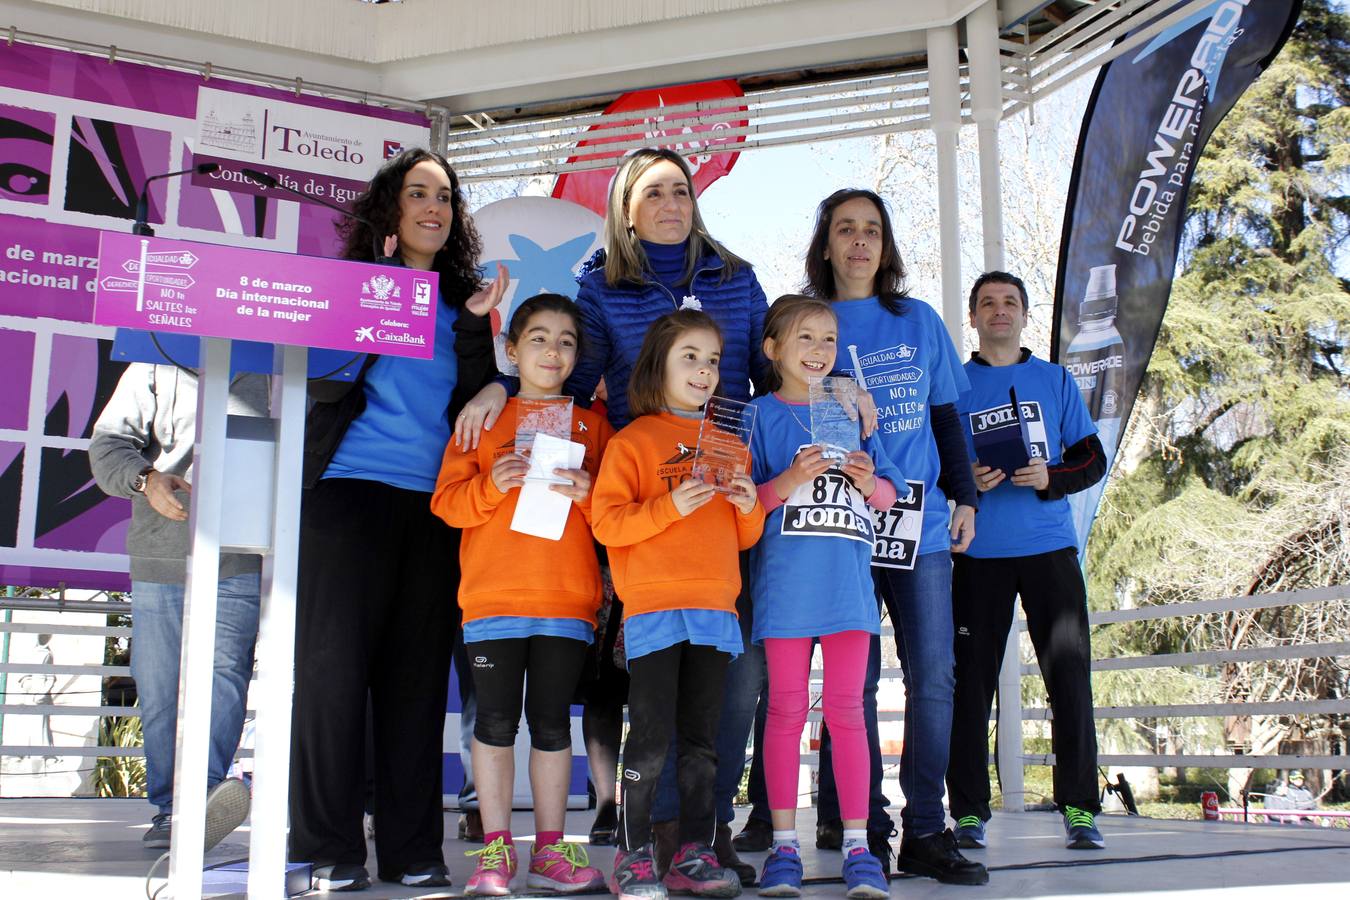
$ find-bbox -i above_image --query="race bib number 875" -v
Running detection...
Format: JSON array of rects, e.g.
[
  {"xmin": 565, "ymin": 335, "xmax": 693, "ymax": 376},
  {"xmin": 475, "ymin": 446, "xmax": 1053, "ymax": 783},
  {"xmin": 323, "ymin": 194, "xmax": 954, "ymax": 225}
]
[
  {"xmin": 781, "ymin": 470, "xmax": 874, "ymax": 543},
  {"xmin": 870, "ymin": 480, "xmax": 924, "ymax": 570}
]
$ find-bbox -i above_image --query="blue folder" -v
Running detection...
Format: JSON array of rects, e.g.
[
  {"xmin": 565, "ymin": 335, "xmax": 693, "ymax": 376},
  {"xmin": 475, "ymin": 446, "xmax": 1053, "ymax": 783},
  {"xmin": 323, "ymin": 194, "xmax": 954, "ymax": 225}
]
[{"xmin": 971, "ymin": 386, "xmax": 1033, "ymax": 475}]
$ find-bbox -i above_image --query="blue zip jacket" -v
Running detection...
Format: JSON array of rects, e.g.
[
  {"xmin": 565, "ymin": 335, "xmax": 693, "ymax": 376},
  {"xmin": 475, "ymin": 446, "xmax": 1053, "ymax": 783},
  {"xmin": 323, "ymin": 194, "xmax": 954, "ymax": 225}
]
[{"xmin": 565, "ymin": 248, "xmax": 770, "ymax": 428}]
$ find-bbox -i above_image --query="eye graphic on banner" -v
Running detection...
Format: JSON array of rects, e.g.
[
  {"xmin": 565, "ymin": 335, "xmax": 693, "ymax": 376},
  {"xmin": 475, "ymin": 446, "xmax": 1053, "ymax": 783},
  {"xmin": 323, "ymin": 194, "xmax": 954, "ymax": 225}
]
[
  {"xmin": 1050, "ymin": 0, "xmax": 1301, "ymax": 554},
  {"xmin": 551, "ymin": 80, "xmax": 747, "ymax": 216},
  {"xmin": 0, "ymin": 40, "xmax": 430, "ymax": 590}
]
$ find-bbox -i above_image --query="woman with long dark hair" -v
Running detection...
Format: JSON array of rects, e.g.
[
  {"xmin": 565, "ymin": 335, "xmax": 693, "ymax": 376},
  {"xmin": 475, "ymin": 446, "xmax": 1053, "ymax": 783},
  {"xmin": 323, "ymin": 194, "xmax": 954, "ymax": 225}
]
[
  {"xmin": 803, "ymin": 189, "xmax": 985, "ymax": 886},
  {"xmin": 289, "ymin": 148, "xmax": 506, "ymax": 892}
]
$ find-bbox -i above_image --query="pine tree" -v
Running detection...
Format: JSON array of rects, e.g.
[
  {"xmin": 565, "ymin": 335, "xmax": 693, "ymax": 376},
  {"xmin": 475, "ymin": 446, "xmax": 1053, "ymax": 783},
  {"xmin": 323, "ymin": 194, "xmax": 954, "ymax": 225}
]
[{"xmin": 1087, "ymin": 1, "xmax": 1350, "ymax": 800}]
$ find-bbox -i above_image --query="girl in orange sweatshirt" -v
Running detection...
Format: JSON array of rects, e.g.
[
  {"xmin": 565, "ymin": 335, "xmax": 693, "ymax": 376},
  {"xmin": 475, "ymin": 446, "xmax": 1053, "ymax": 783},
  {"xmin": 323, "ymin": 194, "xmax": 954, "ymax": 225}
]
[
  {"xmin": 432, "ymin": 294, "xmax": 614, "ymax": 896},
  {"xmin": 591, "ymin": 309, "xmax": 765, "ymax": 900}
]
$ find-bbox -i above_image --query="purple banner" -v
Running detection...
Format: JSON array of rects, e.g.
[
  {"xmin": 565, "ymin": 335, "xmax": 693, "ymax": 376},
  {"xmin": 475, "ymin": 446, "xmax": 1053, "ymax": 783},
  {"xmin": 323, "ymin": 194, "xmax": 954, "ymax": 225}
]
[
  {"xmin": 1, "ymin": 216, "xmax": 103, "ymax": 322},
  {"xmin": 94, "ymin": 233, "xmax": 436, "ymax": 357},
  {"xmin": 1, "ymin": 40, "xmax": 431, "ymax": 590},
  {"xmin": 189, "ymin": 154, "xmax": 366, "ymax": 209}
]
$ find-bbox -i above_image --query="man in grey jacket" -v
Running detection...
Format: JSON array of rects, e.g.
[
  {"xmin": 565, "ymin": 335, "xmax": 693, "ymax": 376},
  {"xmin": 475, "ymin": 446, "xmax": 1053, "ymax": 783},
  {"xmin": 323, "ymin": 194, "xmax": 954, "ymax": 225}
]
[{"xmin": 89, "ymin": 362, "xmax": 268, "ymax": 848}]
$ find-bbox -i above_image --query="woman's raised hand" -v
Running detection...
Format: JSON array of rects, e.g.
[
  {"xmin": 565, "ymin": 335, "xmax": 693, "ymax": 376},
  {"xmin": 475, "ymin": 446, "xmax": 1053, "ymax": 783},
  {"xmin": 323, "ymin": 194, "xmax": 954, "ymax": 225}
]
[{"xmin": 466, "ymin": 262, "xmax": 510, "ymax": 318}]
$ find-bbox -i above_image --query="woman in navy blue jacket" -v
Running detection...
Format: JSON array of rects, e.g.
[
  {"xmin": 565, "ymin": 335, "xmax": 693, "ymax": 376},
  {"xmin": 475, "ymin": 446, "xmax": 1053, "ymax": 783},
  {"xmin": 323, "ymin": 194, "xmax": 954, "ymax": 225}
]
[
  {"xmin": 457, "ymin": 148, "xmax": 768, "ymax": 432},
  {"xmin": 563, "ymin": 148, "xmax": 769, "ymax": 427},
  {"xmin": 457, "ymin": 148, "xmax": 769, "ymax": 880}
]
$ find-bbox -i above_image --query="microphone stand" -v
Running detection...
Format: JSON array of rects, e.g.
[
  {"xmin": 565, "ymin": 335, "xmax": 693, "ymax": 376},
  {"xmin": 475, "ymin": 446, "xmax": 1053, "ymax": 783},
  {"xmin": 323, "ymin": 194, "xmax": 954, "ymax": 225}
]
[{"xmin": 132, "ymin": 162, "xmax": 220, "ymax": 236}]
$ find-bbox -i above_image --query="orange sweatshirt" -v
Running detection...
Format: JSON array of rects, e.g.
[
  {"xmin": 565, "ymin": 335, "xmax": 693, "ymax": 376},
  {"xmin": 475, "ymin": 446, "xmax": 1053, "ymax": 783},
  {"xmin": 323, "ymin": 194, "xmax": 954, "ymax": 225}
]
[
  {"xmin": 430, "ymin": 398, "xmax": 614, "ymax": 625},
  {"xmin": 591, "ymin": 411, "xmax": 764, "ymax": 618}
]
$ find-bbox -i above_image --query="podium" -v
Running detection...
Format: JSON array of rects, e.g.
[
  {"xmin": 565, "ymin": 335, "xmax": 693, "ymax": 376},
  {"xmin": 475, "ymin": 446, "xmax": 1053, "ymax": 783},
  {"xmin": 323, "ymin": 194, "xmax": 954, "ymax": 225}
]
[{"xmin": 94, "ymin": 233, "xmax": 437, "ymax": 899}]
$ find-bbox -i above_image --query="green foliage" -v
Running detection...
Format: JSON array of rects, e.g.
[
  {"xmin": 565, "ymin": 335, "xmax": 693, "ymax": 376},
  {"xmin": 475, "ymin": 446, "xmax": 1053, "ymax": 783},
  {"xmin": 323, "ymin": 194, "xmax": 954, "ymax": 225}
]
[
  {"xmin": 1086, "ymin": 1, "xmax": 1350, "ymax": 780},
  {"xmin": 93, "ymin": 713, "xmax": 145, "ymax": 799},
  {"xmin": 1091, "ymin": 0, "xmax": 1350, "ymax": 600}
]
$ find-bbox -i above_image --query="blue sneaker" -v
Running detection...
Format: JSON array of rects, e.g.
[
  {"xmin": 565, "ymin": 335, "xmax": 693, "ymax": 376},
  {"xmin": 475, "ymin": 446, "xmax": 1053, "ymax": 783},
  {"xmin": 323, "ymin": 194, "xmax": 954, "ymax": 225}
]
[
  {"xmin": 1063, "ymin": 806, "xmax": 1105, "ymax": 849},
  {"xmin": 954, "ymin": 816, "xmax": 987, "ymax": 849},
  {"xmin": 757, "ymin": 846, "xmax": 803, "ymax": 897},
  {"xmin": 841, "ymin": 847, "xmax": 889, "ymax": 899}
]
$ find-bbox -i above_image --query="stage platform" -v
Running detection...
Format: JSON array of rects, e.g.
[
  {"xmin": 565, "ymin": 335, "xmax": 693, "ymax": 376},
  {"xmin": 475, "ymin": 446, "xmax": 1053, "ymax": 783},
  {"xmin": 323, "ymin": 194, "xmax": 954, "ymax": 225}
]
[{"xmin": 3, "ymin": 799, "xmax": 1349, "ymax": 898}]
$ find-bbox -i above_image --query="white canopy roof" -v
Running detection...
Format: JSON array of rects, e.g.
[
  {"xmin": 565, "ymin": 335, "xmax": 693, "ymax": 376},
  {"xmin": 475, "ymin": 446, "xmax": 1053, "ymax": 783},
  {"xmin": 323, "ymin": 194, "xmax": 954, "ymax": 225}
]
[{"xmin": 13, "ymin": 0, "xmax": 1078, "ymax": 111}]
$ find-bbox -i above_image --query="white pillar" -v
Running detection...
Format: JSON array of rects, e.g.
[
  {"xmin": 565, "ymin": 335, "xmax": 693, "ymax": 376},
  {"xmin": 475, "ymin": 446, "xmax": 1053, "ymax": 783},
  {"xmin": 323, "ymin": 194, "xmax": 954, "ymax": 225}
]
[
  {"xmin": 967, "ymin": 0, "xmax": 1021, "ymax": 812},
  {"xmin": 168, "ymin": 337, "xmax": 231, "ymax": 899},
  {"xmin": 926, "ymin": 24, "xmax": 964, "ymax": 350},
  {"xmin": 247, "ymin": 344, "xmax": 308, "ymax": 898},
  {"xmin": 997, "ymin": 618, "xmax": 1025, "ymax": 812},
  {"xmin": 967, "ymin": 0, "xmax": 1006, "ymax": 272}
]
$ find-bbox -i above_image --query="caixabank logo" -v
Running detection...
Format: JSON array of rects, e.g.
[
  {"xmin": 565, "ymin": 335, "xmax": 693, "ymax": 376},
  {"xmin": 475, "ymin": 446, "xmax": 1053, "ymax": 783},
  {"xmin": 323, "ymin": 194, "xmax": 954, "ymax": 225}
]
[{"xmin": 352, "ymin": 323, "xmax": 427, "ymax": 349}]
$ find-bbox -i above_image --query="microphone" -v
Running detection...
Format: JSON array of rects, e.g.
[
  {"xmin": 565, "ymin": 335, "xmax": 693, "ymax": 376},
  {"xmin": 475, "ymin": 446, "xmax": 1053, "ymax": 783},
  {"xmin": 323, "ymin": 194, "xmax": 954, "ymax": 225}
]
[
  {"xmin": 132, "ymin": 162, "xmax": 220, "ymax": 236},
  {"xmin": 240, "ymin": 167, "xmax": 381, "ymax": 260}
]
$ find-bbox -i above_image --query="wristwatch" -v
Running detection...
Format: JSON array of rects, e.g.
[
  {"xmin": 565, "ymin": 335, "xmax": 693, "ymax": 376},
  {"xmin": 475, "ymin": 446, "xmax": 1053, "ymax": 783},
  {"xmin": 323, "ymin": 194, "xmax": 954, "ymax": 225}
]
[{"xmin": 132, "ymin": 467, "xmax": 154, "ymax": 493}]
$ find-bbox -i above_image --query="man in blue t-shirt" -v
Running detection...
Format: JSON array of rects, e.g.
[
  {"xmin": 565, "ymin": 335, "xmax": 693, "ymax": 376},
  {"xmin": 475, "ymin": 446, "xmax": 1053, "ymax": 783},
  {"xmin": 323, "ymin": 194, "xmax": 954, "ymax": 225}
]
[{"xmin": 947, "ymin": 272, "xmax": 1108, "ymax": 852}]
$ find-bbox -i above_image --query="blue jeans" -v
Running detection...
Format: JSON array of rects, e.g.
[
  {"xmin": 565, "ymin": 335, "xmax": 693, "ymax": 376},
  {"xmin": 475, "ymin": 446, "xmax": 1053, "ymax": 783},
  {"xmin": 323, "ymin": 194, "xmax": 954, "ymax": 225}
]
[
  {"xmin": 653, "ymin": 616, "xmax": 767, "ymax": 825},
  {"xmin": 880, "ymin": 549, "xmax": 956, "ymax": 836},
  {"xmin": 818, "ymin": 551, "xmax": 955, "ymax": 836},
  {"xmin": 816, "ymin": 632, "xmax": 894, "ymax": 833},
  {"xmin": 131, "ymin": 573, "xmax": 261, "ymax": 814}
]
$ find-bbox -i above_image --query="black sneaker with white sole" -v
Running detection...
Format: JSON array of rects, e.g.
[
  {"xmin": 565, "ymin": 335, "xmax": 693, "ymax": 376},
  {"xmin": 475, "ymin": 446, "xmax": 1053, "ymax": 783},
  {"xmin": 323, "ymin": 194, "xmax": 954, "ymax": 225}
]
[
  {"xmin": 400, "ymin": 862, "xmax": 452, "ymax": 887},
  {"xmin": 312, "ymin": 863, "xmax": 372, "ymax": 892}
]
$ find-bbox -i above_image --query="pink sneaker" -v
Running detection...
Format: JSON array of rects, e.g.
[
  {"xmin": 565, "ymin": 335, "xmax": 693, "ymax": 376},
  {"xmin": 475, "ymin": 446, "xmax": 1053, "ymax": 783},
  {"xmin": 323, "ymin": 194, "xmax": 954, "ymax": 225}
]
[
  {"xmin": 528, "ymin": 840, "xmax": 606, "ymax": 892},
  {"xmin": 465, "ymin": 836, "xmax": 517, "ymax": 896},
  {"xmin": 664, "ymin": 842, "xmax": 741, "ymax": 897}
]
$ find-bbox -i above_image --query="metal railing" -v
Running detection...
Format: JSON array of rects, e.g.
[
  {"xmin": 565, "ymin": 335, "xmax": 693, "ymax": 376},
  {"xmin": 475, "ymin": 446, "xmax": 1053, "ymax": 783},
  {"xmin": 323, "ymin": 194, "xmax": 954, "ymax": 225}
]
[
  {"xmin": 997, "ymin": 584, "xmax": 1350, "ymax": 808},
  {"xmin": 2, "ymin": 584, "xmax": 1347, "ymax": 795}
]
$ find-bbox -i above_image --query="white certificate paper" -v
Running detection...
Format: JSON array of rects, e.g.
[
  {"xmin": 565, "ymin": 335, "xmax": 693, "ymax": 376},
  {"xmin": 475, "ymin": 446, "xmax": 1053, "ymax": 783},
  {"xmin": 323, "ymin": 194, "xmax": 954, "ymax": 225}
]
[{"xmin": 510, "ymin": 432, "xmax": 585, "ymax": 541}]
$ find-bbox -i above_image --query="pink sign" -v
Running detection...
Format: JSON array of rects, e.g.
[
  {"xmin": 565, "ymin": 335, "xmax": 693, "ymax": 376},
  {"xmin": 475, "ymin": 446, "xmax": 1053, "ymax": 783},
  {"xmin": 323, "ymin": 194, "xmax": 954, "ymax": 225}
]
[{"xmin": 93, "ymin": 233, "xmax": 436, "ymax": 358}]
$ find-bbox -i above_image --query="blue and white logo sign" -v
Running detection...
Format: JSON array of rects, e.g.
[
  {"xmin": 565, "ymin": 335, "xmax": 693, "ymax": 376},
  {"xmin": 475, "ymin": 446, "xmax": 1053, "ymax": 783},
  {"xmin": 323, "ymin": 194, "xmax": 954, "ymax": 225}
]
[{"xmin": 472, "ymin": 196, "xmax": 604, "ymax": 373}]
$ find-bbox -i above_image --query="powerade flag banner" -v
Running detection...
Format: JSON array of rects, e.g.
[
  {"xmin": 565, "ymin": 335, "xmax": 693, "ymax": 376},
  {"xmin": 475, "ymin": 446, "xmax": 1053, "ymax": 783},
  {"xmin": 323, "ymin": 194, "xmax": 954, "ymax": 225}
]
[
  {"xmin": 552, "ymin": 80, "xmax": 746, "ymax": 216},
  {"xmin": 1050, "ymin": 0, "xmax": 1301, "ymax": 551}
]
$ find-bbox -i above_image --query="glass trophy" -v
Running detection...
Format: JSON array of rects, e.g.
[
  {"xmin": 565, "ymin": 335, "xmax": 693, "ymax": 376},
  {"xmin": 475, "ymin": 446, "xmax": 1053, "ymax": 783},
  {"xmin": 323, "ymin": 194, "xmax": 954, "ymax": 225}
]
[
  {"xmin": 516, "ymin": 396, "xmax": 574, "ymax": 484},
  {"xmin": 691, "ymin": 396, "xmax": 757, "ymax": 493},
  {"xmin": 809, "ymin": 376, "xmax": 862, "ymax": 460}
]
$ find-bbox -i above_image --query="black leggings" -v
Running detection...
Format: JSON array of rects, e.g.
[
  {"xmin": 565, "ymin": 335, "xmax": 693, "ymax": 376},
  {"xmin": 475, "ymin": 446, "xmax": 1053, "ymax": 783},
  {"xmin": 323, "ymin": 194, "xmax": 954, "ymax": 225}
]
[
  {"xmin": 619, "ymin": 641, "xmax": 730, "ymax": 850},
  {"xmin": 468, "ymin": 635, "xmax": 589, "ymax": 752}
]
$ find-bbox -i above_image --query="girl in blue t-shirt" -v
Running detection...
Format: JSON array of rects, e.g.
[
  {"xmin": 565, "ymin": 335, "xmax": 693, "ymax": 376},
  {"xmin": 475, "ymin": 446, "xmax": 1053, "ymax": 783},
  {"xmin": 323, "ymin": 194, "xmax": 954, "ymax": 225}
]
[
  {"xmin": 748, "ymin": 296, "xmax": 900, "ymax": 899},
  {"xmin": 800, "ymin": 190, "xmax": 987, "ymax": 886}
]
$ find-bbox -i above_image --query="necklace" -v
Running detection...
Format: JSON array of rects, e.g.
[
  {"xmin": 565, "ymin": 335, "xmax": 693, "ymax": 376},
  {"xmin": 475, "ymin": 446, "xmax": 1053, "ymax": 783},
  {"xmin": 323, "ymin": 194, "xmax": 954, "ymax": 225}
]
[{"xmin": 778, "ymin": 393, "xmax": 812, "ymax": 435}]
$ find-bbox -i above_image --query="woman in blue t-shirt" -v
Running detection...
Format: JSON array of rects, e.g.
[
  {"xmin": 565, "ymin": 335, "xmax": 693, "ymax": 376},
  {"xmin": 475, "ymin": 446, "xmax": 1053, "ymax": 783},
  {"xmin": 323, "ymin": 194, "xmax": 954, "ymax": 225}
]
[
  {"xmin": 801, "ymin": 189, "xmax": 986, "ymax": 886},
  {"xmin": 290, "ymin": 148, "xmax": 506, "ymax": 892}
]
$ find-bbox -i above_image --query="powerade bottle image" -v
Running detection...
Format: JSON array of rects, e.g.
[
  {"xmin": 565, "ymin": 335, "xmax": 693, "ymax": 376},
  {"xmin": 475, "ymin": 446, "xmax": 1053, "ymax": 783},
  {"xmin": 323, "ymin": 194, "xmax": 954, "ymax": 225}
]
[{"xmin": 1064, "ymin": 264, "xmax": 1126, "ymax": 456}]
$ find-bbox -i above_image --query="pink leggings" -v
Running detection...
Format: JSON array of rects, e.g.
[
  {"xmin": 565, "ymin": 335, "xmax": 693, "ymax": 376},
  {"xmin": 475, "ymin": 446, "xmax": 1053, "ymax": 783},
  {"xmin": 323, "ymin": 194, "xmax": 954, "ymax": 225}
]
[{"xmin": 763, "ymin": 630, "xmax": 871, "ymax": 822}]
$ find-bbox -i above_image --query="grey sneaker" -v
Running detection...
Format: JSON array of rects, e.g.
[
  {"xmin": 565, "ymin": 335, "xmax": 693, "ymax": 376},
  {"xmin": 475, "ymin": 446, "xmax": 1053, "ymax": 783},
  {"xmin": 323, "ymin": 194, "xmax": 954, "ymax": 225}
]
[
  {"xmin": 143, "ymin": 812, "xmax": 171, "ymax": 849},
  {"xmin": 204, "ymin": 777, "xmax": 251, "ymax": 851}
]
